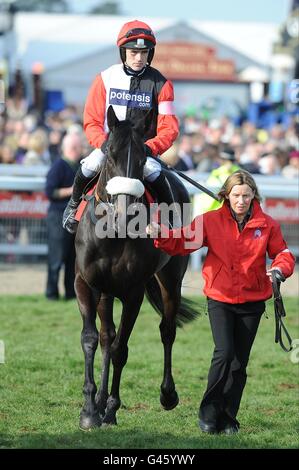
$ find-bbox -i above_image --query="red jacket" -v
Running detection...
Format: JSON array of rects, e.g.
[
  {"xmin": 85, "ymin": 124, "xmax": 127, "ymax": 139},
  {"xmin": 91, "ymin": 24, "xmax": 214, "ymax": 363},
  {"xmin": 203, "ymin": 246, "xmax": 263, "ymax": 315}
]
[
  {"xmin": 83, "ymin": 64, "xmax": 179, "ymax": 156},
  {"xmin": 154, "ymin": 200, "xmax": 295, "ymax": 304}
]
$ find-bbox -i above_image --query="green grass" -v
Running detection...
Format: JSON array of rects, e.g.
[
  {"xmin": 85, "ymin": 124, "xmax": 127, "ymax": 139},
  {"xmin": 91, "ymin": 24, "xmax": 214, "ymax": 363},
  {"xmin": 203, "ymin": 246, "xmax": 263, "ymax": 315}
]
[{"xmin": 0, "ymin": 295, "xmax": 298, "ymax": 449}]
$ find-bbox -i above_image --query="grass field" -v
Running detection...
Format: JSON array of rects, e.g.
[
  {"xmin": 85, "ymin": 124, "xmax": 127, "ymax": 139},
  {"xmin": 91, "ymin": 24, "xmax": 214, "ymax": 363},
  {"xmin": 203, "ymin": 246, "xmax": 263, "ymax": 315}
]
[{"xmin": 0, "ymin": 294, "xmax": 298, "ymax": 450}]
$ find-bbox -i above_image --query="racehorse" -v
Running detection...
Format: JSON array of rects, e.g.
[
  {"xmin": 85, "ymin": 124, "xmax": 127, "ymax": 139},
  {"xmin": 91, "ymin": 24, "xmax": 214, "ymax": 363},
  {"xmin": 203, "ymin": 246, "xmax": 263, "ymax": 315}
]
[{"xmin": 74, "ymin": 106, "xmax": 199, "ymax": 430}]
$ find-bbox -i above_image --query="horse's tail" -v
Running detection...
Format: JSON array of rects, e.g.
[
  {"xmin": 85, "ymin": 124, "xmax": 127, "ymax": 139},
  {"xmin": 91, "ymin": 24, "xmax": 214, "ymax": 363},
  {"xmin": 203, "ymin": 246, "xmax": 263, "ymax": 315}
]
[{"xmin": 145, "ymin": 276, "xmax": 200, "ymax": 327}]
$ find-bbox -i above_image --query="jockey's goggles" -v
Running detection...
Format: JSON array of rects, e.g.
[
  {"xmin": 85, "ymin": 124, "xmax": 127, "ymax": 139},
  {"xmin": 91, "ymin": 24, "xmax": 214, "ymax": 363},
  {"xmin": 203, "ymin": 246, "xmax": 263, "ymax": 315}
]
[{"xmin": 124, "ymin": 28, "xmax": 155, "ymax": 39}]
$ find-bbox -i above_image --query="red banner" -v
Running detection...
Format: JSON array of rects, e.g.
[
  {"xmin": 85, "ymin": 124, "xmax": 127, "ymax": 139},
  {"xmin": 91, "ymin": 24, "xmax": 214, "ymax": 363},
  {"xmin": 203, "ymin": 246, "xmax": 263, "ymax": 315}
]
[
  {"xmin": 152, "ymin": 41, "xmax": 236, "ymax": 81},
  {"xmin": 0, "ymin": 191, "xmax": 49, "ymax": 219},
  {"xmin": 264, "ymin": 198, "xmax": 299, "ymax": 223}
]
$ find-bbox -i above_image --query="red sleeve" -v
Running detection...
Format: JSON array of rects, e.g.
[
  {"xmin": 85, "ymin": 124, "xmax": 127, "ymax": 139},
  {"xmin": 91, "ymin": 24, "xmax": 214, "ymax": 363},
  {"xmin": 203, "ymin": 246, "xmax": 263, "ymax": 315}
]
[
  {"xmin": 83, "ymin": 74, "xmax": 108, "ymax": 148},
  {"xmin": 153, "ymin": 215, "xmax": 206, "ymax": 255},
  {"xmin": 145, "ymin": 80, "xmax": 179, "ymax": 156},
  {"xmin": 267, "ymin": 220, "xmax": 295, "ymax": 278}
]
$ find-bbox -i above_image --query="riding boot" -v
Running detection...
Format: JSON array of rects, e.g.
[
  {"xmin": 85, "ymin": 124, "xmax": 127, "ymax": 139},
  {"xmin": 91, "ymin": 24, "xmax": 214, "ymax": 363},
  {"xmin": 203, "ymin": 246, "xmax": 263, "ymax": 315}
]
[{"xmin": 63, "ymin": 167, "xmax": 93, "ymax": 234}]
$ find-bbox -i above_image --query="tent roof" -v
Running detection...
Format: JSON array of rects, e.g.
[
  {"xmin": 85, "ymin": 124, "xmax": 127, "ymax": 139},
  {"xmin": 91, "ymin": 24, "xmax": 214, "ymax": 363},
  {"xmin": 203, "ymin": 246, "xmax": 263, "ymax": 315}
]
[{"xmin": 14, "ymin": 13, "xmax": 279, "ymax": 72}]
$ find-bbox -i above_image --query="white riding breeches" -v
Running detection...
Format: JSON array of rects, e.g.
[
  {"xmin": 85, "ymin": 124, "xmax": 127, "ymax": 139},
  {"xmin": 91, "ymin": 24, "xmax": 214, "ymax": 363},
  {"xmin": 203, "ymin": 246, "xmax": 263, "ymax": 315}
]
[
  {"xmin": 81, "ymin": 149, "xmax": 162, "ymax": 182},
  {"xmin": 143, "ymin": 156, "xmax": 161, "ymax": 182},
  {"xmin": 80, "ymin": 148, "xmax": 106, "ymax": 177}
]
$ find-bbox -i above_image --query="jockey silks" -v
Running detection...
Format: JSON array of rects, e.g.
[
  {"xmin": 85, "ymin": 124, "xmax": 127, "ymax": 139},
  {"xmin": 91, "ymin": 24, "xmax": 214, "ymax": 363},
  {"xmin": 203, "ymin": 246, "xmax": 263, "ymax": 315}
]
[{"xmin": 83, "ymin": 64, "xmax": 178, "ymax": 156}]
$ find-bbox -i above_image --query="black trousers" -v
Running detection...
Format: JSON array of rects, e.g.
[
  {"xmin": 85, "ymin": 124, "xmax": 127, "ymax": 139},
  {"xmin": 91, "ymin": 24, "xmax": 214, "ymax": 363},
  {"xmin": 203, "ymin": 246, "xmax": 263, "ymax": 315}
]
[
  {"xmin": 199, "ymin": 298, "xmax": 264, "ymax": 428},
  {"xmin": 46, "ymin": 210, "xmax": 76, "ymax": 299}
]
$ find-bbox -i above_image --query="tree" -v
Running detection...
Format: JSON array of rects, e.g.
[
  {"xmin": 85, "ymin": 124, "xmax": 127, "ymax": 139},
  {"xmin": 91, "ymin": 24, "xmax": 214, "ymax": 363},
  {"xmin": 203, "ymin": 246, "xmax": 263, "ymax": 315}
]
[
  {"xmin": 89, "ymin": 1, "xmax": 121, "ymax": 15},
  {"xmin": 9, "ymin": 0, "xmax": 69, "ymax": 13}
]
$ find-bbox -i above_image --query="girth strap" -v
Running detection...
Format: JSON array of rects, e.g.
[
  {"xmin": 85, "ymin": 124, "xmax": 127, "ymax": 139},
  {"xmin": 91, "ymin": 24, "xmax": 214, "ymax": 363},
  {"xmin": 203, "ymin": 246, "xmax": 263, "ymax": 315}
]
[{"xmin": 271, "ymin": 273, "xmax": 293, "ymax": 353}]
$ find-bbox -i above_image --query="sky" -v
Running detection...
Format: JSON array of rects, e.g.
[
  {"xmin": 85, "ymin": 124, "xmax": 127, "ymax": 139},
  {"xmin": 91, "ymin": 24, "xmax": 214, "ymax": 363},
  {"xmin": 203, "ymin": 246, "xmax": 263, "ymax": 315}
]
[{"xmin": 68, "ymin": 0, "xmax": 292, "ymax": 23}]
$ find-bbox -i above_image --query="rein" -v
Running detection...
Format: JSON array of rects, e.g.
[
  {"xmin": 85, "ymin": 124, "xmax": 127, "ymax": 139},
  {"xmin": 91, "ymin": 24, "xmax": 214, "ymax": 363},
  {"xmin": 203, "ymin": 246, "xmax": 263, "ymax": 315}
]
[
  {"xmin": 271, "ymin": 272, "xmax": 293, "ymax": 353},
  {"xmin": 126, "ymin": 140, "xmax": 132, "ymax": 178},
  {"xmin": 159, "ymin": 159, "xmax": 220, "ymax": 202}
]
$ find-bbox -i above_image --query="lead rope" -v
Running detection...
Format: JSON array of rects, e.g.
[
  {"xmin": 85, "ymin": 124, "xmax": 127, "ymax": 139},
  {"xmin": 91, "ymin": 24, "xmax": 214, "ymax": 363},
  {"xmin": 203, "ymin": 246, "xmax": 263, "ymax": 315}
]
[{"xmin": 271, "ymin": 272, "xmax": 293, "ymax": 352}]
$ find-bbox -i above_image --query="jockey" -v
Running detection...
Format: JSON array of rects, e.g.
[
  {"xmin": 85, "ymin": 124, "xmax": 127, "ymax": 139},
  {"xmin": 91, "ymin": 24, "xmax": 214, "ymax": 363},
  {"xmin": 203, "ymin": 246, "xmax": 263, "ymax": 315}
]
[{"xmin": 63, "ymin": 19, "xmax": 179, "ymax": 234}]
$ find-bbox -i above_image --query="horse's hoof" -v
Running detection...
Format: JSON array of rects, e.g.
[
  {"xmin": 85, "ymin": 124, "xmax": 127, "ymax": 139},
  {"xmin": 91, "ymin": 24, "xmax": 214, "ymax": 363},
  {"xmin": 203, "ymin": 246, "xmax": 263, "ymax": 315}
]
[
  {"xmin": 79, "ymin": 412, "xmax": 102, "ymax": 431},
  {"xmin": 101, "ymin": 421, "xmax": 117, "ymax": 428},
  {"xmin": 160, "ymin": 390, "xmax": 179, "ymax": 410},
  {"xmin": 102, "ymin": 415, "xmax": 117, "ymax": 426}
]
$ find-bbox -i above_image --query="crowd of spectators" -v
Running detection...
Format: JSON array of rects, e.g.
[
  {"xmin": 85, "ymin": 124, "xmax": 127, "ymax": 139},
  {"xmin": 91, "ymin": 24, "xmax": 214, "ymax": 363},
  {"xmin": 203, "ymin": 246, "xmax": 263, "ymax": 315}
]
[
  {"xmin": 1, "ymin": 95, "xmax": 298, "ymax": 179},
  {"xmin": 165, "ymin": 114, "xmax": 299, "ymax": 179},
  {"xmin": 0, "ymin": 96, "xmax": 91, "ymax": 167}
]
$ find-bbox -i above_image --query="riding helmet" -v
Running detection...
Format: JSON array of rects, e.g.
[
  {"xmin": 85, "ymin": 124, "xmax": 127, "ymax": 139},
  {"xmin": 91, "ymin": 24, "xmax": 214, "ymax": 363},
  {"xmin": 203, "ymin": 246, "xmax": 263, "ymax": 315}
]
[{"xmin": 117, "ymin": 20, "xmax": 156, "ymax": 65}]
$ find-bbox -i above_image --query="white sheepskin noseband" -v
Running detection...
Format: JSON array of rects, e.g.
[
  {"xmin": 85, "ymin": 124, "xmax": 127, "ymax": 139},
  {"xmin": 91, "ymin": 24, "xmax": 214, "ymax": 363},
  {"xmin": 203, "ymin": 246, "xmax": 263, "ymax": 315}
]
[{"xmin": 106, "ymin": 176, "xmax": 145, "ymax": 198}]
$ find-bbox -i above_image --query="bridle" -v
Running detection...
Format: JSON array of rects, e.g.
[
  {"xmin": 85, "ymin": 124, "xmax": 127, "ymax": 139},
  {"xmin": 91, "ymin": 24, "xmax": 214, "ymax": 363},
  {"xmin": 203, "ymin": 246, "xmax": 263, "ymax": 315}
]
[
  {"xmin": 91, "ymin": 137, "xmax": 132, "ymax": 204},
  {"xmin": 271, "ymin": 272, "xmax": 293, "ymax": 352},
  {"xmin": 85, "ymin": 136, "xmax": 142, "ymax": 226}
]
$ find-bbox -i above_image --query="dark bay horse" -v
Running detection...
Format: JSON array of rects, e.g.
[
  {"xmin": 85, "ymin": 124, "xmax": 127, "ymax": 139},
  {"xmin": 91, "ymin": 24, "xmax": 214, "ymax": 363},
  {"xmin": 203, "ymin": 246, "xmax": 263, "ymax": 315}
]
[{"xmin": 75, "ymin": 106, "xmax": 199, "ymax": 430}]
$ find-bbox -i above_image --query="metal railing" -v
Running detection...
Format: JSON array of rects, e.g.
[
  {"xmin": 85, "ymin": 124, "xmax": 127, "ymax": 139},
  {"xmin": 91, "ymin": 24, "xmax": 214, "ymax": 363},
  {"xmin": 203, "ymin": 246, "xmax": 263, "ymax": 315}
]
[{"xmin": 0, "ymin": 165, "xmax": 298, "ymax": 267}]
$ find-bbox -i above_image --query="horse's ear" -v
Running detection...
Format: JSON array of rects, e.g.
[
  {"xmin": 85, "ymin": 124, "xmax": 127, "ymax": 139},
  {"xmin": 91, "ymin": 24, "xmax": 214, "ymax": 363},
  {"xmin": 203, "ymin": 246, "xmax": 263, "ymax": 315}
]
[{"xmin": 107, "ymin": 105, "xmax": 119, "ymax": 130}]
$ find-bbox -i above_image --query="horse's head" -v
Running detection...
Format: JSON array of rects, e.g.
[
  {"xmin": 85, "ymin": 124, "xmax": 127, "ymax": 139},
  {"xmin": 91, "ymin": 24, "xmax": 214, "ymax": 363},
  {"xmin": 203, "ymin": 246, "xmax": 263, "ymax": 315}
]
[{"xmin": 102, "ymin": 105, "xmax": 153, "ymax": 235}]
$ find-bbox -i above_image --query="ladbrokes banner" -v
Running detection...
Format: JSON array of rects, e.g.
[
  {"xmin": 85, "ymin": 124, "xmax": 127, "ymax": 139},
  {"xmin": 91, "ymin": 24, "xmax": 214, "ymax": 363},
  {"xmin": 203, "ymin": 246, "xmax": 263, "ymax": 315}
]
[
  {"xmin": 152, "ymin": 41, "xmax": 236, "ymax": 81},
  {"xmin": 264, "ymin": 198, "xmax": 299, "ymax": 223},
  {"xmin": 0, "ymin": 191, "xmax": 49, "ymax": 218}
]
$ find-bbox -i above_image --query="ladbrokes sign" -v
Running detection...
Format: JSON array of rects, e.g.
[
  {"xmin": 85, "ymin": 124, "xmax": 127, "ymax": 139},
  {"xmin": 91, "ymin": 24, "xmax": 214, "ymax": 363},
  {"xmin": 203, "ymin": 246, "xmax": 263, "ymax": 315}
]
[
  {"xmin": 0, "ymin": 191, "xmax": 49, "ymax": 218},
  {"xmin": 152, "ymin": 41, "xmax": 236, "ymax": 81}
]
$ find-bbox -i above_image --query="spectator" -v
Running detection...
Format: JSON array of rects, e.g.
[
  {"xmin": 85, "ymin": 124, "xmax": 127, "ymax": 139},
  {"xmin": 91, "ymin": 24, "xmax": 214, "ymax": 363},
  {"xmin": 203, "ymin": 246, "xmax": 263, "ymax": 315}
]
[
  {"xmin": 196, "ymin": 143, "xmax": 219, "ymax": 173},
  {"xmin": 48, "ymin": 129, "xmax": 64, "ymax": 163},
  {"xmin": 0, "ymin": 142, "xmax": 16, "ymax": 164},
  {"xmin": 45, "ymin": 133, "xmax": 82, "ymax": 300},
  {"xmin": 174, "ymin": 135, "xmax": 195, "ymax": 171},
  {"xmin": 23, "ymin": 129, "xmax": 50, "ymax": 166},
  {"xmin": 273, "ymin": 148, "xmax": 289, "ymax": 171},
  {"xmin": 258, "ymin": 153, "xmax": 281, "ymax": 175},
  {"xmin": 197, "ymin": 147, "xmax": 240, "ymax": 214},
  {"xmin": 282, "ymin": 150, "xmax": 299, "ymax": 178},
  {"xmin": 6, "ymin": 96, "xmax": 28, "ymax": 120},
  {"xmin": 14, "ymin": 132, "xmax": 30, "ymax": 163},
  {"xmin": 239, "ymin": 143, "xmax": 262, "ymax": 174},
  {"xmin": 191, "ymin": 132, "xmax": 205, "ymax": 165}
]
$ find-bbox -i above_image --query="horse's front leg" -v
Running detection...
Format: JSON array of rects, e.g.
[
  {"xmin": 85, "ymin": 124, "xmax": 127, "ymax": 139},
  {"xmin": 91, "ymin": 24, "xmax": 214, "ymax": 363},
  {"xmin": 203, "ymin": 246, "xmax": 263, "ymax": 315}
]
[
  {"xmin": 157, "ymin": 276, "xmax": 180, "ymax": 410},
  {"xmin": 75, "ymin": 273, "xmax": 102, "ymax": 430},
  {"xmin": 103, "ymin": 289, "xmax": 144, "ymax": 426},
  {"xmin": 95, "ymin": 294, "xmax": 116, "ymax": 419}
]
